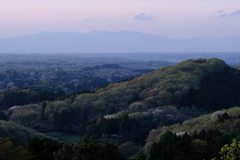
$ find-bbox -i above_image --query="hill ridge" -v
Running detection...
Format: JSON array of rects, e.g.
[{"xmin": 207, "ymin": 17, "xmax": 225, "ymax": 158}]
[{"xmin": 1, "ymin": 30, "xmax": 240, "ymax": 53}]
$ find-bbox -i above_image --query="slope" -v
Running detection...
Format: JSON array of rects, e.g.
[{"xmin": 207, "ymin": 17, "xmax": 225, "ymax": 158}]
[
  {"xmin": 0, "ymin": 120, "xmax": 44, "ymax": 146},
  {"xmin": 143, "ymin": 106, "xmax": 240, "ymax": 159},
  {"xmin": 6, "ymin": 58, "xmax": 234, "ymax": 142}
]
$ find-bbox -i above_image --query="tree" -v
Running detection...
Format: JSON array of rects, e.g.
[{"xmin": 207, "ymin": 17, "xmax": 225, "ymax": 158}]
[
  {"xmin": 73, "ymin": 136, "xmax": 126, "ymax": 160},
  {"xmin": 119, "ymin": 114, "xmax": 130, "ymax": 134},
  {"xmin": 131, "ymin": 152, "xmax": 146, "ymax": 160},
  {"xmin": 218, "ymin": 139, "xmax": 240, "ymax": 160},
  {"xmin": 0, "ymin": 111, "xmax": 7, "ymax": 120},
  {"xmin": 0, "ymin": 137, "xmax": 32, "ymax": 160},
  {"xmin": 188, "ymin": 139, "xmax": 208, "ymax": 160},
  {"xmin": 53, "ymin": 143, "xmax": 73, "ymax": 160},
  {"xmin": 41, "ymin": 101, "xmax": 47, "ymax": 117},
  {"xmin": 218, "ymin": 112, "xmax": 230, "ymax": 122},
  {"xmin": 27, "ymin": 137, "xmax": 63, "ymax": 160},
  {"xmin": 148, "ymin": 142, "xmax": 158, "ymax": 160},
  {"xmin": 119, "ymin": 141, "xmax": 140, "ymax": 157}
]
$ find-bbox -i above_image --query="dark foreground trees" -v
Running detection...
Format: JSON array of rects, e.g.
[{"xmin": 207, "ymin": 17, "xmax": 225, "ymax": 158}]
[
  {"xmin": 0, "ymin": 137, "xmax": 32, "ymax": 160},
  {"xmin": 73, "ymin": 136, "xmax": 126, "ymax": 160},
  {"xmin": 27, "ymin": 136, "xmax": 126, "ymax": 160},
  {"xmin": 148, "ymin": 130, "xmax": 235, "ymax": 160},
  {"xmin": 1, "ymin": 136, "xmax": 127, "ymax": 160}
]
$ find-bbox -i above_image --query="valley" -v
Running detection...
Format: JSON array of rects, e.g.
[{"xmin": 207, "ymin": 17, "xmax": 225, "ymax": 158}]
[{"xmin": 1, "ymin": 53, "xmax": 240, "ymax": 159}]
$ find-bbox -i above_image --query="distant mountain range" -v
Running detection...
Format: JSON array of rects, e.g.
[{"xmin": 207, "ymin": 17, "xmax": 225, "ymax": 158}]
[{"xmin": 0, "ymin": 30, "xmax": 240, "ymax": 53}]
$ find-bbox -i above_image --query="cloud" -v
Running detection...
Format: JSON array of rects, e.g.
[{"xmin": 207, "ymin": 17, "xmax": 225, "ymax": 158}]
[
  {"xmin": 220, "ymin": 10, "xmax": 240, "ymax": 18},
  {"xmin": 230, "ymin": 10, "xmax": 240, "ymax": 16},
  {"xmin": 84, "ymin": 19, "xmax": 95, "ymax": 22},
  {"xmin": 217, "ymin": 10, "xmax": 223, "ymax": 13},
  {"xmin": 219, "ymin": 13, "xmax": 228, "ymax": 18},
  {"xmin": 133, "ymin": 13, "xmax": 153, "ymax": 21}
]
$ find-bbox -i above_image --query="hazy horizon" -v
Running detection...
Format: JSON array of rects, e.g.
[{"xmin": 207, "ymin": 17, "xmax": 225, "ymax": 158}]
[
  {"xmin": 1, "ymin": 30, "xmax": 240, "ymax": 53},
  {"xmin": 1, "ymin": 0, "xmax": 240, "ymax": 39},
  {"xmin": 2, "ymin": 30, "xmax": 240, "ymax": 40}
]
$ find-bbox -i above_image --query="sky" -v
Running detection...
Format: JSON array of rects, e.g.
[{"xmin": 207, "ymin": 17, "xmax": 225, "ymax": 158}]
[{"xmin": 0, "ymin": 0, "xmax": 240, "ymax": 39}]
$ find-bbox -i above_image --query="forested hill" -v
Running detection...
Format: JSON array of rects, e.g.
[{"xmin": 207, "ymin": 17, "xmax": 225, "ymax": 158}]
[
  {"xmin": 4, "ymin": 58, "xmax": 240, "ymax": 155},
  {"xmin": 0, "ymin": 120, "xmax": 44, "ymax": 146},
  {"xmin": 143, "ymin": 106, "xmax": 240, "ymax": 160},
  {"xmin": 2, "ymin": 57, "xmax": 240, "ymax": 160},
  {"xmin": 6, "ymin": 58, "xmax": 237, "ymax": 133},
  {"xmin": 90, "ymin": 58, "xmax": 229, "ymax": 111}
]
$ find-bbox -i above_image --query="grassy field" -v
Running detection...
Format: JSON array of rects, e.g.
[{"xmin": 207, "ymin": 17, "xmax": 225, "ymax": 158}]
[{"xmin": 57, "ymin": 134, "xmax": 82, "ymax": 144}]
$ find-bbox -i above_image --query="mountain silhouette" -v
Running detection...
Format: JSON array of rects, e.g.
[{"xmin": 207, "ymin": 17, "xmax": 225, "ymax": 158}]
[{"xmin": 0, "ymin": 30, "xmax": 239, "ymax": 53}]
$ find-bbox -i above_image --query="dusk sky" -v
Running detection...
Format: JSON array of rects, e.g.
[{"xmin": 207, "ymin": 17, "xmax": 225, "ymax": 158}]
[{"xmin": 1, "ymin": 0, "xmax": 240, "ymax": 39}]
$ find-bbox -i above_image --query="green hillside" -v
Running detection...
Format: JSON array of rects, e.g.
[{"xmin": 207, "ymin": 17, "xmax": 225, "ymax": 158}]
[
  {"xmin": 0, "ymin": 120, "xmax": 44, "ymax": 146},
  {"xmin": 143, "ymin": 107, "xmax": 240, "ymax": 160},
  {"xmin": 2, "ymin": 57, "xmax": 240, "ymax": 159},
  {"xmin": 5, "ymin": 58, "xmax": 240, "ymax": 147}
]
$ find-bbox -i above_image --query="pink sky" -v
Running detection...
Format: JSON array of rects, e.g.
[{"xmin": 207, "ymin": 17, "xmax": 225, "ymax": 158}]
[{"xmin": 1, "ymin": 0, "xmax": 240, "ymax": 38}]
